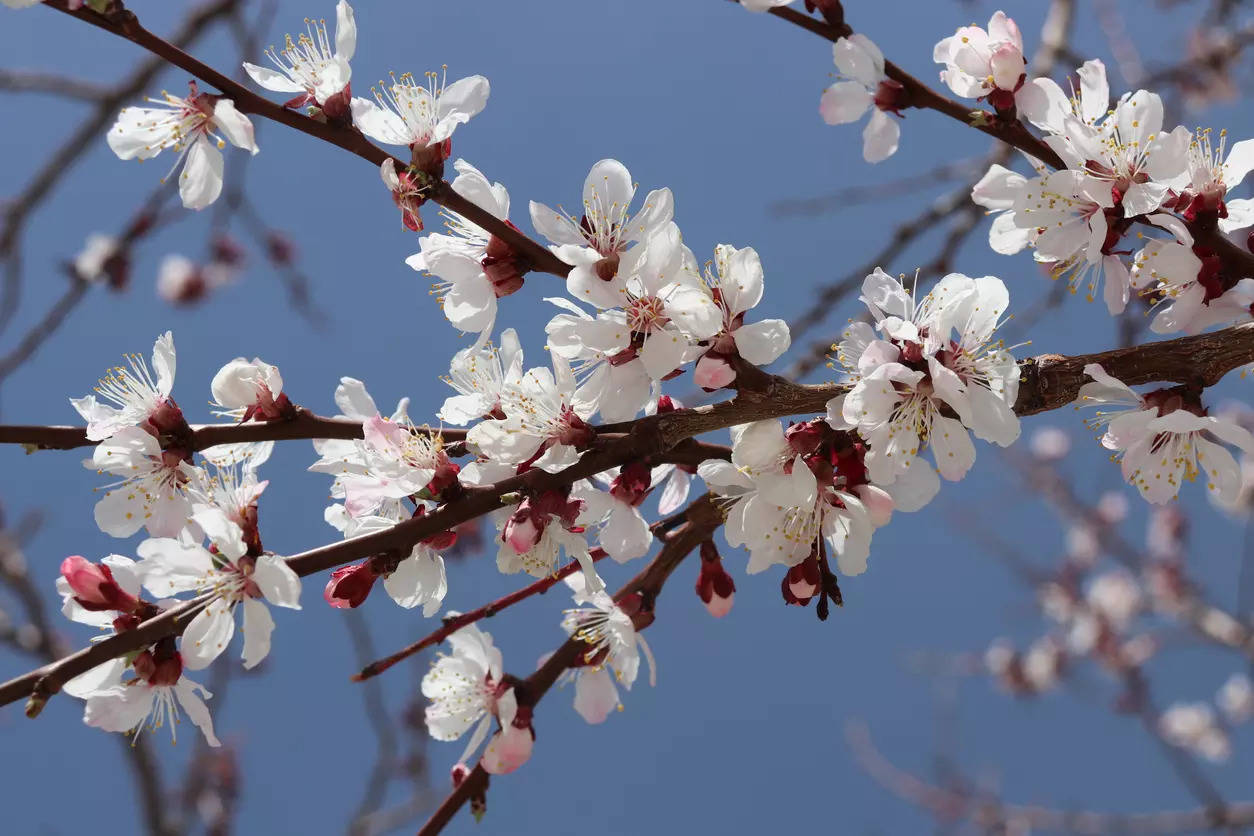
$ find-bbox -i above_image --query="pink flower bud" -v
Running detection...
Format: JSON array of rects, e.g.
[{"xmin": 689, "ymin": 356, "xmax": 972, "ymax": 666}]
[
  {"xmin": 609, "ymin": 462, "xmax": 652, "ymax": 507},
  {"xmin": 324, "ymin": 561, "xmax": 379, "ymax": 608},
  {"xmin": 782, "ymin": 557, "xmax": 821, "ymax": 605},
  {"xmin": 450, "ymin": 762, "xmax": 471, "ymax": 788},
  {"xmin": 695, "ymin": 543, "xmax": 735, "ymax": 618},
  {"xmin": 694, "ymin": 353, "xmax": 737, "ymax": 390},
  {"xmin": 503, "ymin": 512, "xmax": 543, "ymax": 555},
  {"xmin": 60, "ymin": 556, "xmax": 139, "ymax": 613}
]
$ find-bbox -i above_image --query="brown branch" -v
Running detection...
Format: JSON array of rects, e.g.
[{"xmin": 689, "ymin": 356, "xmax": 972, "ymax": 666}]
[
  {"xmin": 4, "ymin": 323, "xmax": 1254, "ymax": 710},
  {"xmin": 44, "ymin": 1, "xmax": 572, "ymax": 281}
]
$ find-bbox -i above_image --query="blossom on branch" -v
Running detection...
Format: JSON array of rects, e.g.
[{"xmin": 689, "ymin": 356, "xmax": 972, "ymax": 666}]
[
  {"xmin": 693, "ymin": 244, "xmax": 791, "ymax": 390},
  {"xmin": 210, "ymin": 357, "xmax": 293, "ymax": 421},
  {"xmin": 409, "ymin": 161, "xmax": 523, "ymax": 338},
  {"xmin": 243, "ymin": 0, "xmax": 356, "ymax": 120},
  {"xmin": 820, "ymin": 34, "xmax": 903, "ymax": 163},
  {"xmin": 1077, "ymin": 363, "xmax": 1254, "ymax": 504},
  {"xmin": 827, "ymin": 270, "xmax": 1020, "ymax": 508},
  {"xmin": 136, "ymin": 508, "xmax": 302, "ymax": 670},
  {"xmin": 553, "ymin": 573, "xmax": 656, "ymax": 724},
  {"xmin": 439, "ymin": 328, "xmax": 523, "ymax": 425},
  {"xmin": 70, "ymin": 643, "xmax": 221, "ymax": 747},
  {"xmin": 107, "ymin": 82, "xmax": 259, "ymax": 210},
  {"xmin": 422, "ymin": 621, "xmax": 515, "ymax": 766},
  {"xmin": 933, "ymin": 11, "xmax": 1027, "ymax": 111},
  {"xmin": 71, "ymin": 331, "xmax": 181, "ymax": 441},
  {"xmin": 351, "ymin": 68, "xmax": 489, "ymax": 172}
]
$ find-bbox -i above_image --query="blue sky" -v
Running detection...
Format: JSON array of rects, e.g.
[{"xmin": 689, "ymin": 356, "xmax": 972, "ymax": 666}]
[{"xmin": 3, "ymin": 0, "xmax": 1254, "ymax": 833}]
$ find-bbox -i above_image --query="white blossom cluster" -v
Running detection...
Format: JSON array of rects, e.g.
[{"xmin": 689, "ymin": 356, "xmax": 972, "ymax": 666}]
[{"xmin": 19, "ymin": 0, "xmax": 1254, "ymax": 791}]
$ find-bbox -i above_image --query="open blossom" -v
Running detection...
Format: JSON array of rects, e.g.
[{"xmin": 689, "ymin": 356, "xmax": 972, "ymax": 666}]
[
  {"xmin": 380, "ymin": 158, "xmax": 427, "ymax": 232},
  {"xmin": 409, "ymin": 160, "xmax": 526, "ymax": 337},
  {"xmin": 1078, "ymin": 363, "xmax": 1254, "ymax": 504},
  {"xmin": 1130, "ymin": 216, "xmax": 1254, "ymax": 334},
  {"xmin": 529, "ymin": 158, "xmax": 673, "ymax": 295},
  {"xmin": 339, "ymin": 418, "xmax": 457, "ymax": 517},
  {"xmin": 1046, "ymin": 87, "xmax": 1190, "ymax": 217},
  {"xmin": 439, "ymin": 328, "xmax": 523, "ymax": 425},
  {"xmin": 67, "ymin": 641, "xmax": 219, "ymax": 747},
  {"xmin": 323, "ymin": 508, "xmax": 449, "ymax": 613},
  {"xmin": 108, "ymin": 82, "xmax": 259, "ymax": 210},
  {"xmin": 243, "ymin": 0, "xmax": 355, "ymax": 119},
  {"xmin": 1219, "ymin": 673, "xmax": 1254, "ymax": 724},
  {"xmin": 309, "ymin": 377, "xmax": 411, "ymax": 515},
  {"xmin": 555, "ymin": 574, "xmax": 656, "ymax": 724},
  {"xmin": 461, "ymin": 461, "xmax": 605, "ymax": 594},
  {"xmin": 351, "ymin": 69, "xmax": 489, "ymax": 162},
  {"xmin": 71, "ymin": 331, "xmax": 181, "ymax": 441},
  {"xmin": 819, "ymin": 34, "xmax": 903, "ymax": 164},
  {"xmin": 1012, "ymin": 168, "xmax": 1132, "ymax": 314},
  {"xmin": 210, "ymin": 357, "xmax": 293, "ymax": 421},
  {"xmin": 86, "ymin": 427, "xmax": 199, "ymax": 538},
  {"xmin": 1017, "ymin": 59, "xmax": 1109, "ymax": 135},
  {"xmin": 545, "ymin": 224, "xmax": 720, "ymax": 410},
  {"xmin": 827, "ymin": 270, "xmax": 1020, "ymax": 507},
  {"xmin": 467, "ymin": 352, "xmax": 595, "ymax": 473},
  {"xmin": 1163, "ymin": 128, "xmax": 1254, "ymax": 230},
  {"xmin": 933, "ymin": 12, "xmax": 1026, "ymax": 110},
  {"xmin": 137, "ymin": 508, "xmax": 301, "ymax": 670},
  {"xmin": 693, "ymin": 244, "xmax": 791, "ymax": 389},
  {"xmin": 572, "ymin": 463, "xmax": 663, "ymax": 563},
  {"xmin": 422, "ymin": 621, "xmax": 513, "ymax": 764},
  {"xmin": 699, "ymin": 419, "xmax": 887, "ymax": 576}
]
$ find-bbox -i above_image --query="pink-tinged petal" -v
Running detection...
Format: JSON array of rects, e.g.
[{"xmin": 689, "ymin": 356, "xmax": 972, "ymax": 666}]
[
  {"xmin": 573, "ymin": 666, "xmax": 619, "ymax": 724},
  {"xmin": 862, "ymin": 109, "xmax": 900, "ymax": 163},
  {"xmin": 819, "ymin": 81, "xmax": 872, "ymax": 125}
]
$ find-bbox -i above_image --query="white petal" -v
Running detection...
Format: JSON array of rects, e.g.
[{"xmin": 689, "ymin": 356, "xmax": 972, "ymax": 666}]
[
  {"xmin": 181, "ymin": 603, "xmax": 236, "ymax": 670},
  {"xmin": 179, "ymin": 136, "xmax": 224, "ymax": 210},
  {"xmin": 240, "ymin": 597, "xmax": 276, "ymax": 669},
  {"xmin": 734, "ymin": 319, "xmax": 791, "ymax": 365},
  {"xmin": 252, "ymin": 554, "xmax": 302, "ymax": 609}
]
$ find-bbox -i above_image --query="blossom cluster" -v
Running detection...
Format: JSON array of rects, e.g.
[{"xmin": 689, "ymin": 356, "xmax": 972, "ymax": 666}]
[
  {"xmin": 23, "ymin": 0, "xmax": 1254, "ymax": 800},
  {"xmin": 61, "ymin": 333, "xmax": 301, "ymax": 745}
]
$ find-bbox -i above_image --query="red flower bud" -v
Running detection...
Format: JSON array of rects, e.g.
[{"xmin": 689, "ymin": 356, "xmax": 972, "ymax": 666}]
[
  {"xmin": 324, "ymin": 561, "xmax": 380, "ymax": 608},
  {"xmin": 695, "ymin": 543, "xmax": 735, "ymax": 618}
]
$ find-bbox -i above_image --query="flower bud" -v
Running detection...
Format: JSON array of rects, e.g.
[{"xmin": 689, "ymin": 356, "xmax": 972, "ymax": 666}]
[
  {"xmin": 609, "ymin": 462, "xmax": 652, "ymax": 507},
  {"xmin": 781, "ymin": 556, "xmax": 821, "ymax": 605},
  {"xmin": 324, "ymin": 561, "xmax": 379, "ymax": 608},
  {"xmin": 60, "ymin": 556, "xmax": 139, "ymax": 612},
  {"xmin": 693, "ymin": 353, "xmax": 736, "ymax": 390},
  {"xmin": 695, "ymin": 542, "xmax": 735, "ymax": 618}
]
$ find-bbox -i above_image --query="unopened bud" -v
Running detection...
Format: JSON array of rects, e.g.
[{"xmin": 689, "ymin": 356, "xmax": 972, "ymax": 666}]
[
  {"xmin": 324, "ymin": 561, "xmax": 379, "ymax": 608},
  {"xmin": 693, "ymin": 353, "xmax": 736, "ymax": 391},
  {"xmin": 60, "ymin": 556, "xmax": 139, "ymax": 613},
  {"xmin": 782, "ymin": 557, "xmax": 820, "ymax": 605},
  {"xmin": 695, "ymin": 543, "xmax": 735, "ymax": 618}
]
